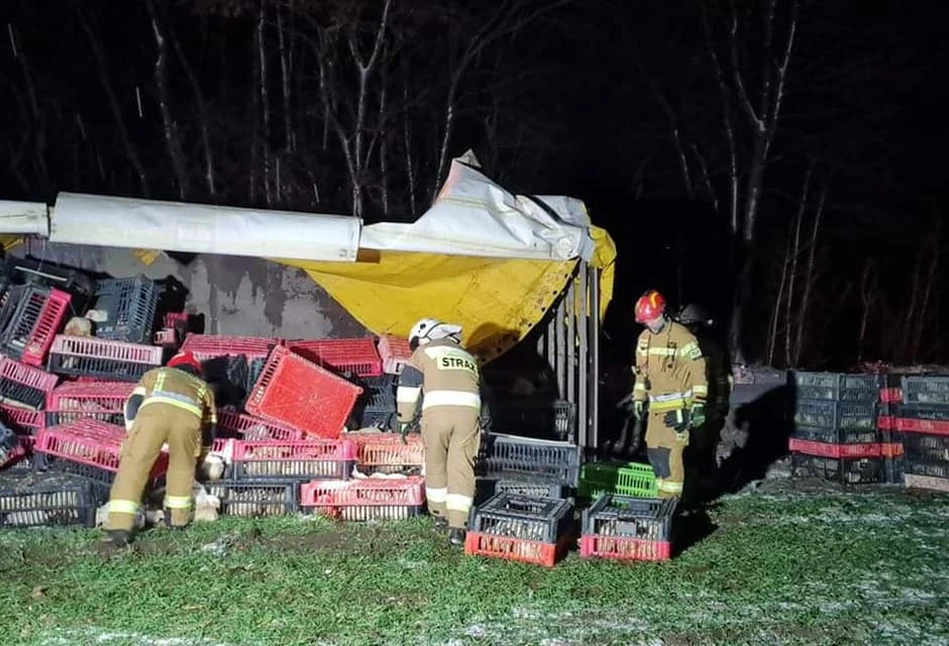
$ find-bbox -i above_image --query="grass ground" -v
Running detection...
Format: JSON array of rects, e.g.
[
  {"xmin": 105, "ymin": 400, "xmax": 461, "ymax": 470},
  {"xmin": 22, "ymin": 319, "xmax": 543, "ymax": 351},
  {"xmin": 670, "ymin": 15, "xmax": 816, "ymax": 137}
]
[{"xmin": 1, "ymin": 478, "xmax": 948, "ymax": 646}]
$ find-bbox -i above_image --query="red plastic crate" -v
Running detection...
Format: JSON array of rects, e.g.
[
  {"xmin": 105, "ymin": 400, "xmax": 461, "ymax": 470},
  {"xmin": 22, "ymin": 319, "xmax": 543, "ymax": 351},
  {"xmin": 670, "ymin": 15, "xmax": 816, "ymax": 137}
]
[
  {"xmin": 377, "ymin": 335, "xmax": 412, "ymax": 375},
  {"xmin": 0, "ymin": 357, "xmax": 59, "ymax": 409},
  {"xmin": 348, "ymin": 431, "xmax": 424, "ymax": 473},
  {"xmin": 464, "ymin": 532, "xmax": 570, "ymax": 568},
  {"xmin": 287, "ymin": 338, "xmax": 383, "ymax": 378},
  {"xmin": 300, "ymin": 476, "xmax": 425, "ymax": 520},
  {"xmin": 22, "ymin": 288, "xmax": 72, "ymax": 366},
  {"xmin": 245, "ymin": 345, "xmax": 363, "ymax": 440},
  {"xmin": 47, "ymin": 335, "xmax": 163, "ymax": 381},
  {"xmin": 880, "ymin": 387, "xmax": 903, "ymax": 404},
  {"xmin": 216, "ymin": 409, "xmax": 308, "ymax": 442},
  {"xmin": 153, "ymin": 329, "xmax": 177, "ymax": 346},
  {"xmin": 579, "ymin": 535, "xmax": 672, "ymax": 562},
  {"xmin": 0, "ymin": 403, "xmax": 44, "ymax": 433},
  {"xmin": 180, "ymin": 333, "xmax": 281, "ymax": 361},
  {"xmin": 45, "ymin": 380, "xmax": 135, "ymax": 426},
  {"xmin": 33, "ymin": 418, "xmax": 168, "ymax": 479},
  {"xmin": 788, "ymin": 438, "xmax": 882, "ymax": 459},
  {"xmin": 896, "ymin": 417, "xmax": 949, "ymax": 436},
  {"xmin": 230, "ymin": 438, "xmax": 356, "ymax": 480}
]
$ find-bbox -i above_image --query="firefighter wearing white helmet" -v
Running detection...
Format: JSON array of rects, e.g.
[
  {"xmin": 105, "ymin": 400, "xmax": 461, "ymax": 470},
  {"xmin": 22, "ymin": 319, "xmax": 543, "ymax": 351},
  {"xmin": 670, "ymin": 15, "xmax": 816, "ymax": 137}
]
[{"xmin": 395, "ymin": 317, "xmax": 482, "ymax": 547}]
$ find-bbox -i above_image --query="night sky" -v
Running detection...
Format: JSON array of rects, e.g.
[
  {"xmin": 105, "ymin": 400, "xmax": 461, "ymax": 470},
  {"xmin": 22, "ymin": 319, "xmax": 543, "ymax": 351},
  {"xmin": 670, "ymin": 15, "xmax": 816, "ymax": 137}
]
[{"xmin": 1, "ymin": 0, "xmax": 945, "ymax": 368}]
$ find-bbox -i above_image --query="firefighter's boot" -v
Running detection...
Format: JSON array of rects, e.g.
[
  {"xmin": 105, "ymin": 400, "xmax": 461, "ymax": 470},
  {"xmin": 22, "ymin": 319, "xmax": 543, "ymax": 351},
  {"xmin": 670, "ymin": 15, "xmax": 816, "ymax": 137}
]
[
  {"xmin": 433, "ymin": 515, "xmax": 449, "ymax": 530},
  {"xmin": 101, "ymin": 530, "xmax": 133, "ymax": 554},
  {"xmin": 448, "ymin": 528, "xmax": 465, "ymax": 547}
]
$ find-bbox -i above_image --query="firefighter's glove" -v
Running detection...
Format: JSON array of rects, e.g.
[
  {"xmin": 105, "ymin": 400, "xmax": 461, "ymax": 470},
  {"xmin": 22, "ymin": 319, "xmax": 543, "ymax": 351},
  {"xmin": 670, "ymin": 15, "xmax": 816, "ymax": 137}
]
[
  {"xmin": 689, "ymin": 403, "xmax": 706, "ymax": 429},
  {"xmin": 663, "ymin": 409, "xmax": 690, "ymax": 433},
  {"xmin": 398, "ymin": 421, "xmax": 411, "ymax": 445},
  {"xmin": 633, "ymin": 400, "xmax": 645, "ymax": 419}
]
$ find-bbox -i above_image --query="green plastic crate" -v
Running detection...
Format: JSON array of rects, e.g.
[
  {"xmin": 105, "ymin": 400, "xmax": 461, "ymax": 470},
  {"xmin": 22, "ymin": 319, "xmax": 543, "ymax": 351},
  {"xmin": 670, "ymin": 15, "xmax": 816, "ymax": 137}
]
[{"xmin": 579, "ymin": 461, "xmax": 658, "ymax": 499}]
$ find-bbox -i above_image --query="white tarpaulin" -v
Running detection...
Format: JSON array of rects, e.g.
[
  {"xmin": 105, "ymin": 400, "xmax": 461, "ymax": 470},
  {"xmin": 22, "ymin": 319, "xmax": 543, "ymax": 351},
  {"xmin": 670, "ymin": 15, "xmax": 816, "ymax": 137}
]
[
  {"xmin": 0, "ymin": 200, "xmax": 49, "ymax": 237},
  {"xmin": 3, "ymin": 154, "xmax": 597, "ymax": 262},
  {"xmin": 47, "ymin": 192, "xmax": 361, "ymax": 262},
  {"xmin": 360, "ymin": 157, "xmax": 595, "ymax": 261}
]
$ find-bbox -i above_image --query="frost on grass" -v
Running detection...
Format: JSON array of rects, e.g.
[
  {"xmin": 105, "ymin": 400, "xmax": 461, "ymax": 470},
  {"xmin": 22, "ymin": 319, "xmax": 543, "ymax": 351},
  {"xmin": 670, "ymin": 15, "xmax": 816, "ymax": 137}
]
[{"xmin": 38, "ymin": 629, "xmax": 244, "ymax": 646}]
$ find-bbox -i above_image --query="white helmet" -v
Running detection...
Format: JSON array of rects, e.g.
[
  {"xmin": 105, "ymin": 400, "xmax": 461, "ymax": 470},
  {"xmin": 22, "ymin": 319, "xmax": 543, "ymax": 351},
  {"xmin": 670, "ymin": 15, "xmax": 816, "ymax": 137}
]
[{"xmin": 409, "ymin": 317, "xmax": 462, "ymax": 350}]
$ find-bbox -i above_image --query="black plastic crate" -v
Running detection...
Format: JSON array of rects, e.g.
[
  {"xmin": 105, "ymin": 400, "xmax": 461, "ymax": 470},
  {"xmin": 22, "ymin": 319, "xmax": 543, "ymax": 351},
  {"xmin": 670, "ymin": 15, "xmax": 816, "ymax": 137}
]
[
  {"xmin": 484, "ymin": 396, "xmax": 577, "ymax": 441},
  {"xmin": 4, "ymin": 256, "xmax": 96, "ymax": 306},
  {"xmin": 896, "ymin": 404, "xmax": 949, "ymax": 422},
  {"xmin": 91, "ymin": 276, "xmax": 161, "ymax": 344},
  {"xmin": 790, "ymin": 453, "xmax": 884, "ymax": 484},
  {"xmin": 477, "ymin": 432, "xmax": 581, "ymax": 487},
  {"xmin": 901, "ymin": 375, "xmax": 949, "ymax": 406},
  {"xmin": 467, "ymin": 492, "xmax": 573, "ymax": 543},
  {"xmin": 902, "ymin": 433, "xmax": 949, "ymax": 463},
  {"xmin": 793, "ymin": 400, "xmax": 877, "ymax": 430},
  {"xmin": 204, "ymin": 480, "xmax": 299, "ymax": 516},
  {"xmin": 581, "ymin": 494, "xmax": 677, "ymax": 542},
  {"xmin": 793, "ymin": 371, "xmax": 882, "ymax": 402},
  {"xmin": 0, "ymin": 284, "xmax": 48, "ymax": 357},
  {"xmin": 791, "ymin": 425, "xmax": 878, "ymax": 445},
  {"xmin": 885, "ymin": 453, "xmax": 905, "ymax": 485},
  {"xmin": 904, "ymin": 457, "xmax": 949, "ymax": 480},
  {"xmin": 0, "ymin": 471, "xmax": 107, "ymax": 528},
  {"xmin": 352, "ymin": 375, "xmax": 396, "ymax": 428},
  {"xmin": 476, "ymin": 477, "xmax": 566, "ymax": 503}
]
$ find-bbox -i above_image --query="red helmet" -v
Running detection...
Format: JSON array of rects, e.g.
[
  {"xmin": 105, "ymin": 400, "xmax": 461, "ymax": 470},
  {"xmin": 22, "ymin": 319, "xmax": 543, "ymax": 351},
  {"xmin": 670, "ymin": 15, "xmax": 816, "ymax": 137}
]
[
  {"xmin": 167, "ymin": 351, "xmax": 203, "ymax": 375},
  {"xmin": 635, "ymin": 290, "xmax": 667, "ymax": 323}
]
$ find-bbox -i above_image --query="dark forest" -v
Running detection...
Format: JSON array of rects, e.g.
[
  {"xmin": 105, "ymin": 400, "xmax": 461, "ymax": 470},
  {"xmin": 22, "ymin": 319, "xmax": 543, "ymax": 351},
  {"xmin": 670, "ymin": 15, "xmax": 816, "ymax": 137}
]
[{"xmin": 1, "ymin": 0, "xmax": 944, "ymax": 369}]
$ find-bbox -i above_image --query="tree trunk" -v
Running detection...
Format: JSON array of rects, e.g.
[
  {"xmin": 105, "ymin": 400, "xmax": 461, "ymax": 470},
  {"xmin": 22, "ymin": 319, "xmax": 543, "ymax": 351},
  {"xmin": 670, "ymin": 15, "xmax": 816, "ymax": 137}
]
[{"xmin": 146, "ymin": 0, "xmax": 189, "ymax": 200}]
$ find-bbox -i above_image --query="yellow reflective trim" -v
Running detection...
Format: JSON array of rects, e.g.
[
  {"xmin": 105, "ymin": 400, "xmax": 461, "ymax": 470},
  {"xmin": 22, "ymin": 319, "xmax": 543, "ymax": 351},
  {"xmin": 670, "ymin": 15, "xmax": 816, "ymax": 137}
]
[
  {"xmin": 649, "ymin": 399, "xmax": 686, "ymax": 412},
  {"xmin": 633, "ymin": 382, "xmax": 647, "ymax": 391},
  {"xmin": 140, "ymin": 396, "xmax": 203, "ymax": 419},
  {"xmin": 445, "ymin": 493, "xmax": 473, "ymax": 513},
  {"xmin": 109, "ymin": 499, "xmax": 140, "ymax": 515},
  {"xmin": 647, "ymin": 348, "xmax": 676, "ymax": 357},
  {"xmin": 692, "ymin": 385, "xmax": 709, "ymax": 395},
  {"xmin": 164, "ymin": 495, "xmax": 193, "ymax": 510},
  {"xmin": 658, "ymin": 481, "xmax": 683, "ymax": 493},
  {"xmin": 132, "ymin": 386, "xmax": 147, "ymax": 397}
]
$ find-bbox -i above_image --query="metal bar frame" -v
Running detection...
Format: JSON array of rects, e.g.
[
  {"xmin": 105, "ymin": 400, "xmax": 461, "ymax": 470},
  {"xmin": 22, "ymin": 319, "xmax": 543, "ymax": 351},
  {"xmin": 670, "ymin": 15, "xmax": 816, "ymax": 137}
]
[{"xmin": 532, "ymin": 261, "xmax": 600, "ymax": 460}]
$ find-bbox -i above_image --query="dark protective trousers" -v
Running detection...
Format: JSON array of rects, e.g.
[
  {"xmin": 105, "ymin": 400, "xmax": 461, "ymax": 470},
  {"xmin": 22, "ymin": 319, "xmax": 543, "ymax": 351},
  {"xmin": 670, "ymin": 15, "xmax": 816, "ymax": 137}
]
[
  {"xmin": 106, "ymin": 404, "xmax": 201, "ymax": 532},
  {"xmin": 645, "ymin": 410, "xmax": 687, "ymax": 499},
  {"xmin": 420, "ymin": 406, "xmax": 481, "ymax": 529}
]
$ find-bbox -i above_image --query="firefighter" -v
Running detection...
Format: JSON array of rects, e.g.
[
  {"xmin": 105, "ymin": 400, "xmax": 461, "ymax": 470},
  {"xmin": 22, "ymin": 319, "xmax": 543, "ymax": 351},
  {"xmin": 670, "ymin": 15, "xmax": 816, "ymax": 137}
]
[
  {"xmin": 102, "ymin": 351, "xmax": 217, "ymax": 551},
  {"xmin": 630, "ymin": 290, "xmax": 709, "ymax": 499},
  {"xmin": 676, "ymin": 303, "xmax": 733, "ymax": 494},
  {"xmin": 395, "ymin": 317, "xmax": 482, "ymax": 547}
]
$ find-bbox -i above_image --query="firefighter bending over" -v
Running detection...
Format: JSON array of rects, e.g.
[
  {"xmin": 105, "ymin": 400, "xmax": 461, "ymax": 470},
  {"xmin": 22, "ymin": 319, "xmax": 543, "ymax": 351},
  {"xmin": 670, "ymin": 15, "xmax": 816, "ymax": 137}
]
[
  {"xmin": 396, "ymin": 317, "xmax": 482, "ymax": 547},
  {"xmin": 631, "ymin": 290, "xmax": 708, "ymax": 499},
  {"xmin": 102, "ymin": 351, "xmax": 217, "ymax": 550}
]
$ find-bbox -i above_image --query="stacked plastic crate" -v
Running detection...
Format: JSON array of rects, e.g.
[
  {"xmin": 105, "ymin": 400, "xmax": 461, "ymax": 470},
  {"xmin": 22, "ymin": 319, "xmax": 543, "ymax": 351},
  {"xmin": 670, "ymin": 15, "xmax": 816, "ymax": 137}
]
[
  {"xmin": 464, "ymin": 433, "xmax": 579, "ymax": 566},
  {"xmin": 897, "ymin": 374, "xmax": 949, "ymax": 492},
  {"xmin": 0, "ymin": 276, "xmax": 74, "ymax": 526},
  {"xmin": 789, "ymin": 372, "xmax": 893, "ymax": 484},
  {"xmin": 196, "ymin": 340, "xmax": 366, "ymax": 516}
]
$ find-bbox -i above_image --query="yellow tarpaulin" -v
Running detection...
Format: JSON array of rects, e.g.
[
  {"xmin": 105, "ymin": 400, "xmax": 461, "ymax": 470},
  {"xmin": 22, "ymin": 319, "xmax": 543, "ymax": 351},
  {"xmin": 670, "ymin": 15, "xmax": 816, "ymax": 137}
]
[
  {"xmin": 278, "ymin": 225, "xmax": 616, "ymax": 362},
  {"xmin": 0, "ymin": 235, "xmax": 24, "ymax": 252}
]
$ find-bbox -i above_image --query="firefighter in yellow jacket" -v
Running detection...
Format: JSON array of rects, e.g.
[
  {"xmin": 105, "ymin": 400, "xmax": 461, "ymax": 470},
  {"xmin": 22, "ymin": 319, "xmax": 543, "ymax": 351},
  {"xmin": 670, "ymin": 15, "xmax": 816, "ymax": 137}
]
[
  {"xmin": 102, "ymin": 351, "xmax": 217, "ymax": 550},
  {"xmin": 395, "ymin": 317, "xmax": 481, "ymax": 547},
  {"xmin": 631, "ymin": 290, "xmax": 709, "ymax": 499}
]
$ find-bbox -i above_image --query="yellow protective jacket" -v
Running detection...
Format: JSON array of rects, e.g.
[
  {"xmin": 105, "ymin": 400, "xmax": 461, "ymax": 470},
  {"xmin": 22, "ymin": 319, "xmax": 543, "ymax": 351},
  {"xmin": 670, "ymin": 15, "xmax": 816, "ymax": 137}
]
[
  {"xmin": 396, "ymin": 338, "xmax": 482, "ymax": 423},
  {"xmin": 632, "ymin": 320, "xmax": 708, "ymax": 413},
  {"xmin": 124, "ymin": 366, "xmax": 218, "ymax": 454}
]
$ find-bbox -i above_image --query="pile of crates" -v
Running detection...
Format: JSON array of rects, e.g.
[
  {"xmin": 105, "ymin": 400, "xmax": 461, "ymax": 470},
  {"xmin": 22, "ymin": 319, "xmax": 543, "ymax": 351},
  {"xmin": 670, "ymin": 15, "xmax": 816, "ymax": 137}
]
[
  {"xmin": 0, "ymin": 256, "xmax": 432, "ymax": 527},
  {"xmin": 894, "ymin": 374, "xmax": 949, "ymax": 493},
  {"xmin": 789, "ymin": 371, "xmax": 904, "ymax": 485},
  {"xmin": 465, "ymin": 440, "xmax": 675, "ymax": 567}
]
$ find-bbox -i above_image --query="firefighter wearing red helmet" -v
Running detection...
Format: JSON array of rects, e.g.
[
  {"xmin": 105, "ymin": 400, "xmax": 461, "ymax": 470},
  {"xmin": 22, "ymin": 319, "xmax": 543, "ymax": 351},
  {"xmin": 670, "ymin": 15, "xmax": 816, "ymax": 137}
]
[
  {"xmin": 631, "ymin": 290, "xmax": 708, "ymax": 499},
  {"xmin": 102, "ymin": 350, "xmax": 217, "ymax": 550}
]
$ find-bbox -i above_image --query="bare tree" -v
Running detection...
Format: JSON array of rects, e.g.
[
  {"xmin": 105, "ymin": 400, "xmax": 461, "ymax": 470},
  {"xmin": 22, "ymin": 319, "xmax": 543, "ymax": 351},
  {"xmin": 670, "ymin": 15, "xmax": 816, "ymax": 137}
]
[{"xmin": 146, "ymin": 0, "xmax": 190, "ymax": 199}]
